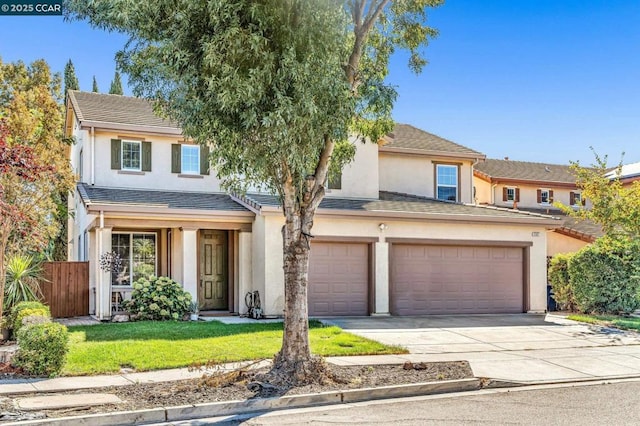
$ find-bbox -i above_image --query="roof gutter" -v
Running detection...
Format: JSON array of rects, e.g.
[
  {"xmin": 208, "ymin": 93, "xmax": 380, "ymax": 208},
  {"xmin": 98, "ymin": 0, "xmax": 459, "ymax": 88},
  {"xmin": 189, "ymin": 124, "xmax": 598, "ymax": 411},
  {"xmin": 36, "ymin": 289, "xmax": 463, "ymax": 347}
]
[
  {"xmin": 379, "ymin": 146, "xmax": 486, "ymax": 161},
  {"xmin": 79, "ymin": 120, "xmax": 183, "ymax": 137}
]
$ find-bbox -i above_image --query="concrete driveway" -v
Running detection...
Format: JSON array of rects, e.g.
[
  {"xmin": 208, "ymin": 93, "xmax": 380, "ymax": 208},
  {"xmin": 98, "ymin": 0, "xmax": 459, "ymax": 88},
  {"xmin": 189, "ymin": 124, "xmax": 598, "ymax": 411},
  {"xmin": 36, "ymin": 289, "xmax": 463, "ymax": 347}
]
[{"xmin": 322, "ymin": 314, "xmax": 640, "ymax": 383}]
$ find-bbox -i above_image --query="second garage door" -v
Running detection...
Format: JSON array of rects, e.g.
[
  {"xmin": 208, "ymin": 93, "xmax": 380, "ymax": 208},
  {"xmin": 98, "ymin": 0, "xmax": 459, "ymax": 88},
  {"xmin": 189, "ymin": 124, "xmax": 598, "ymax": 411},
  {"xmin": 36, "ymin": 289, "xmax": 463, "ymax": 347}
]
[
  {"xmin": 391, "ymin": 244, "xmax": 524, "ymax": 315},
  {"xmin": 308, "ymin": 242, "xmax": 369, "ymax": 316}
]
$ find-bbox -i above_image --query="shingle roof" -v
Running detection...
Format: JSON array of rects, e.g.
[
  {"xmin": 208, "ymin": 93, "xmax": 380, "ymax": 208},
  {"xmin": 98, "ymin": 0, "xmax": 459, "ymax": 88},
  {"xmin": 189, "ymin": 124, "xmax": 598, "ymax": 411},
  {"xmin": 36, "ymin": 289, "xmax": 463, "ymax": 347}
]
[
  {"xmin": 381, "ymin": 124, "xmax": 484, "ymax": 157},
  {"xmin": 68, "ymin": 91, "xmax": 179, "ymax": 129},
  {"xmin": 604, "ymin": 161, "xmax": 640, "ymax": 180},
  {"xmin": 474, "ymin": 158, "xmax": 576, "ymax": 184},
  {"xmin": 242, "ymin": 191, "xmax": 558, "ymax": 223},
  {"xmin": 513, "ymin": 207, "xmax": 603, "ymax": 241},
  {"xmin": 77, "ymin": 183, "xmax": 250, "ymax": 212}
]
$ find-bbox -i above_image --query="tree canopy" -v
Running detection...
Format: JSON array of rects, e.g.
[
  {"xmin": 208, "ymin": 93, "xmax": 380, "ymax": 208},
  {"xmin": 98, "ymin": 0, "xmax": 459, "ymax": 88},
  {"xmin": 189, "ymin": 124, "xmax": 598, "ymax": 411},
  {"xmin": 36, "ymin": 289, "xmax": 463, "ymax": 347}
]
[
  {"xmin": 560, "ymin": 151, "xmax": 640, "ymax": 238},
  {"xmin": 0, "ymin": 58, "xmax": 75, "ymax": 260},
  {"xmin": 109, "ymin": 70, "xmax": 123, "ymax": 95},
  {"xmin": 92, "ymin": 75, "xmax": 99, "ymax": 92},
  {"xmin": 66, "ymin": 0, "xmax": 442, "ymax": 382},
  {"xmin": 64, "ymin": 59, "xmax": 80, "ymax": 95}
]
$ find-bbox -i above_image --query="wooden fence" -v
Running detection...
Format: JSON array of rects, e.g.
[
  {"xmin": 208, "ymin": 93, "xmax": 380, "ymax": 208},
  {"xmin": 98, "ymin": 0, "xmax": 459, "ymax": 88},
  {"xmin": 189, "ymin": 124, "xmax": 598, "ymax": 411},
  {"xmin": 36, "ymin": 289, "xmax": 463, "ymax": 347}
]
[{"xmin": 40, "ymin": 262, "xmax": 89, "ymax": 318}]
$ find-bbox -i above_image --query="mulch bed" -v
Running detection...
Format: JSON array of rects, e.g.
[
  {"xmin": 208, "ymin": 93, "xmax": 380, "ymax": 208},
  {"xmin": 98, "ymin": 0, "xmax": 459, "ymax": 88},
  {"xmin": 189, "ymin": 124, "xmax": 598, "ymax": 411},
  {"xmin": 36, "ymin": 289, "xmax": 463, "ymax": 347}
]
[{"xmin": 0, "ymin": 361, "xmax": 473, "ymax": 422}]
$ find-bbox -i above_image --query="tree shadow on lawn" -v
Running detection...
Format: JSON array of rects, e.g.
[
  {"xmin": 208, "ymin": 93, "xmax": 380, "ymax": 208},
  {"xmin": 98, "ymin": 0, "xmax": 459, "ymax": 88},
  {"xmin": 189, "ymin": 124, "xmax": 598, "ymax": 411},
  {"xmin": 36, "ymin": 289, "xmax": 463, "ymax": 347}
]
[{"xmin": 69, "ymin": 320, "xmax": 329, "ymax": 342}]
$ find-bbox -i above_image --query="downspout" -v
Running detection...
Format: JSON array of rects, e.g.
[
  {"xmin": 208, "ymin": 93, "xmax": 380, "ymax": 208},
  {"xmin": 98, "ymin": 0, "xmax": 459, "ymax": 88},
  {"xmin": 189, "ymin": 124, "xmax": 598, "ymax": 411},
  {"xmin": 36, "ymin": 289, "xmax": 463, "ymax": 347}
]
[
  {"xmin": 471, "ymin": 158, "xmax": 480, "ymax": 204},
  {"xmin": 491, "ymin": 183, "xmax": 497, "ymax": 205},
  {"xmin": 90, "ymin": 126, "xmax": 95, "ymax": 185}
]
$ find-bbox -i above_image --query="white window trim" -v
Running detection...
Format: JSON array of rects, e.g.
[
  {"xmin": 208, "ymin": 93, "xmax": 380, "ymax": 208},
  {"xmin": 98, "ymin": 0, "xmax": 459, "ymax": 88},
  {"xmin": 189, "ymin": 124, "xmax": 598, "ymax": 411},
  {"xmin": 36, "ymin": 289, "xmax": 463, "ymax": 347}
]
[
  {"xmin": 540, "ymin": 189, "xmax": 551, "ymax": 205},
  {"xmin": 112, "ymin": 231, "xmax": 157, "ymax": 287},
  {"xmin": 572, "ymin": 192, "xmax": 582, "ymax": 206},
  {"xmin": 121, "ymin": 140, "xmax": 142, "ymax": 172},
  {"xmin": 181, "ymin": 144, "xmax": 200, "ymax": 175},
  {"xmin": 506, "ymin": 187, "xmax": 516, "ymax": 202},
  {"xmin": 436, "ymin": 164, "xmax": 458, "ymax": 202}
]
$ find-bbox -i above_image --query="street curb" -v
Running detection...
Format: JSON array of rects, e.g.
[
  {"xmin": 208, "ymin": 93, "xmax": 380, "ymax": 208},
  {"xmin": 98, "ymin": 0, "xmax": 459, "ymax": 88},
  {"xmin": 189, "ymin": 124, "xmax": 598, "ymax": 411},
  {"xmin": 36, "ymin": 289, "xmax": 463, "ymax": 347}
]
[{"xmin": 5, "ymin": 378, "xmax": 481, "ymax": 425}]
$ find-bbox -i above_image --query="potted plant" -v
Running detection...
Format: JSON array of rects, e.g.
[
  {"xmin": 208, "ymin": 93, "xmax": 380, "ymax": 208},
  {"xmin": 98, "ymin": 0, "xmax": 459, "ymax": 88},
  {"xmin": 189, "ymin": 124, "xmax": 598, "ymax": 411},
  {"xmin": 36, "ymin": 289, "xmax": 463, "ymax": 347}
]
[{"xmin": 188, "ymin": 302, "xmax": 199, "ymax": 321}]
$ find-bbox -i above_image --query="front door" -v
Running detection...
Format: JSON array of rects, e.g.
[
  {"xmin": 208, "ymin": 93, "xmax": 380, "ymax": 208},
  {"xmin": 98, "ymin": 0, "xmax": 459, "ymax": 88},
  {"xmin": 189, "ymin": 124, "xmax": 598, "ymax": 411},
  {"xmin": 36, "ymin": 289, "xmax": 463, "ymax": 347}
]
[{"xmin": 199, "ymin": 230, "xmax": 228, "ymax": 310}]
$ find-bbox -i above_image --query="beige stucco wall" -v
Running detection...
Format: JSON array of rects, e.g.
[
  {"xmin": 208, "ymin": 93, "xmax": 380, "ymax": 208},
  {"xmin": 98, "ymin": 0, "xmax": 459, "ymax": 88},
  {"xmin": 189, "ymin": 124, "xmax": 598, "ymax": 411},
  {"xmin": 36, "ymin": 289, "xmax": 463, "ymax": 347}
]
[
  {"xmin": 255, "ymin": 213, "xmax": 550, "ymax": 316},
  {"xmin": 91, "ymin": 130, "xmax": 223, "ymax": 191},
  {"xmin": 547, "ymin": 231, "xmax": 590, "ymax": 257},
  {"xmin": 481, "ymin": 181, "xmax": 583, "ymax": 211},
  {"xmin": 380, "ymin": 153, "xmax": 475, "ymax": 203},
  {"xmin": 474, "ymin": 177, "xmax": 494, "ymax": 205},
  {"xmin": 326, "ymin": 138, "xmax": 379, "ymax": 199}
]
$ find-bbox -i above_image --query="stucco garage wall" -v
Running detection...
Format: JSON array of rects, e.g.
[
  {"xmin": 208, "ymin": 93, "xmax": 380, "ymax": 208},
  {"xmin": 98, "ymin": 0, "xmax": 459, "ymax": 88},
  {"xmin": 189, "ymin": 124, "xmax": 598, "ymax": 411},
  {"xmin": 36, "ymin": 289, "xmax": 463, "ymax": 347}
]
[
  {"xmin": 547, "ymin": 231, "xmax": 590, "ymax": 257},
  {"xmin": 258, "ymin": 213, "xmax": 550, "ymax": 316}
]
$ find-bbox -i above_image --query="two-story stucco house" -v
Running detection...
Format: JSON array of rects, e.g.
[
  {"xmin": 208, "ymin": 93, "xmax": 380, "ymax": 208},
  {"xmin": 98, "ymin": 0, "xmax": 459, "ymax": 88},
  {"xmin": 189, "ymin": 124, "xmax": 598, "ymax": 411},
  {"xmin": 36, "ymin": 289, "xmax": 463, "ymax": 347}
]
[
  {"xmin": 473, "ymin": 158, "xmax": 601, "ymax": 256},
  {"xmin": 66, "ymin": 91, "xmax": 559, "ymax": 320}
]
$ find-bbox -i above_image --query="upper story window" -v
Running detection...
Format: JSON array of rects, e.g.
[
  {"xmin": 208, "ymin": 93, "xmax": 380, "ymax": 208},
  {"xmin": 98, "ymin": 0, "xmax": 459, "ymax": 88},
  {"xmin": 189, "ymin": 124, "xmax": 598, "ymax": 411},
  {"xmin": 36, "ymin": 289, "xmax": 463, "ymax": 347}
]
[
  {"xmin": 172, "ymin": 143, "xmax": 210, "ymax": 176},
  {"xmin": 537, "ymin": 189, "xmax": 554, "ymax": 205},
  {"xmin": 122, "ymin": 141, "xmax": 141, "ymax": 171},
  {"xmin": 181, "ymin": 145, "xmax": 200, "ymax": 175},
  {"xmin": 570, "ymin": 191, "xmax": 584, "ymax": 206},
  {"xmin": 327, "ymin": 170, "xmax": 342, "ymax": 190},
  {"xmin": 503, "ymin": 186, "xmax": 520, "ymax": 203},
  {"xmin": 436, "ymin": 164, "xmax": 458, "ymax": 201},
  {"xmin": 111, "ymin": 139, "xmax": 152, "ymax": 172}
]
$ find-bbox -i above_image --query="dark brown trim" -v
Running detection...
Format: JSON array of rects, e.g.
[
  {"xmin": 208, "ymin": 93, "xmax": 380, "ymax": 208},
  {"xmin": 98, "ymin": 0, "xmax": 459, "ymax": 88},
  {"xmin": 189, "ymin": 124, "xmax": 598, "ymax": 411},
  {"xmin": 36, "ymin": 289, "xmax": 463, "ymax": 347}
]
[
  {"xmin": 385, "ymin": 238, "xmax": 533, "ymax": 247},
  {"xmin": 228, "ymin": 230, "xmax": 235, "ymax": 313},
  {"xmin": 104, "ymin": 219, "xmax": 252, "ymax": 232},
  {"xmin": 523, "ymin": 246, "xmax": 530, "ymax": 312},
  {"xmin": 493, "ymin": 178, "xmax": 577, "ymax": 189},
  {"xmin": 312, "ymin": 236, "xmax": 378, "ymax": 243},
  {"xmin": 369, "ymin": 243, "xmax": 375, "ymax": 316},
  {"xmin": 553, "ymin": 227, "xmax": 597, "ymax": 243}
]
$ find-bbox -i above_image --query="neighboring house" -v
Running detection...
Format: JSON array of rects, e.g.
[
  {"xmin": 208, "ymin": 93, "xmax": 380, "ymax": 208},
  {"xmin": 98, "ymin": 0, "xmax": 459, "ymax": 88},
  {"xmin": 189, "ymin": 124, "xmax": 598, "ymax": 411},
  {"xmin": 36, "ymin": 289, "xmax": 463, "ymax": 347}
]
[
  {"xmin": 473, "ymin": 158, "xmax": 600, "ymax": 256},
  {"xmin": 66, "ymin": 91, "xmax": 559, "ymax": 320},
  {"xmin": 604, "ymin": 161, "xmax": 640, "ymax": 186}
]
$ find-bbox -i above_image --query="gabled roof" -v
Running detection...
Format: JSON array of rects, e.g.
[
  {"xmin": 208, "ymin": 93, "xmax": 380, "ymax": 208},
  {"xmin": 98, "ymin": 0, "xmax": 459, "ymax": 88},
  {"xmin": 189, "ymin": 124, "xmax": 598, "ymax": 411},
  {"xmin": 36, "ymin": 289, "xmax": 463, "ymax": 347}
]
[
  {"xmin": 240, "ymin": 191, "xmax": 559, "ymax": 225},
  {"xmin": 474, "ymin": 158, "xmax": 577, "ymax": 185},
  {"xmin": 514, "ymin": 207, "xmax": 603, "ymax": 242},
  {"xmin": 67, "ymin": 91, "xmax": 181, "ymax": 134},
  {"xmin": 77, "ymin": 183, "xmax": 251, "ymax": 213},
  {"xmin": 380, "ymin": 124, "xmax": 485, "ymax": 159}
]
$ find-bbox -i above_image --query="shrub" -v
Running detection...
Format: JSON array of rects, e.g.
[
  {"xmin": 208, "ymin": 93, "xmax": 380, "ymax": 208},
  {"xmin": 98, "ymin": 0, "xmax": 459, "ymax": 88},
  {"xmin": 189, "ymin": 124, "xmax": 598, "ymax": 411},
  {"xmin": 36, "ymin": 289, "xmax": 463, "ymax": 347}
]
[
  {"xmin": 3, "ymin": 254, "xmax": 44, "ymax": 312},
  {"xmin": 548, "ymin": 253, "xmax": 576, "ymax": 311},
  {"xmin": 568, "ymin": 236, "xmax": 640, "ymax": 314},
  {"xmin": 10, "ymin": 301, "xmax": 51, "ymax": 332},
  {"xmin": 13, "ymin": 308, "xmax": 50, "ymax": 334},
  {"xmin": 13, "ymin": 322, "xmax": 69, "ymax": 377},
  {"xmin": 123, "ymin": 276, "xmax": 192, "ymax": 321}
]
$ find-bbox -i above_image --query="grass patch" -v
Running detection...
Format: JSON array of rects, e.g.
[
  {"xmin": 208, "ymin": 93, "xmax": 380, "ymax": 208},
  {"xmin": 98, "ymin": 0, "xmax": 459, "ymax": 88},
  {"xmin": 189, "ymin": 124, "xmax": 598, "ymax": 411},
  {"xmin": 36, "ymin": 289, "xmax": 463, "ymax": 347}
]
[
  {"xmin": 64, "ymin": 320, "xmax": 406, "ymax": 375},
  {"xmin": 567, "ymin": 314, "xmax": 640, "ymax": 332}
]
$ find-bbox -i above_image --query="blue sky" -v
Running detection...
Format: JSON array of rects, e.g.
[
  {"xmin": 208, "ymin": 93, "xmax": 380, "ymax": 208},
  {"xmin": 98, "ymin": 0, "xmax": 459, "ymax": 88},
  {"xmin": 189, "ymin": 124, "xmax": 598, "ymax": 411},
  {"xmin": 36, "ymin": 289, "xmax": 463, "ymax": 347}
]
[{"xmin": 1, "ymin": 1, "xmax": 638, "ymax": 165}]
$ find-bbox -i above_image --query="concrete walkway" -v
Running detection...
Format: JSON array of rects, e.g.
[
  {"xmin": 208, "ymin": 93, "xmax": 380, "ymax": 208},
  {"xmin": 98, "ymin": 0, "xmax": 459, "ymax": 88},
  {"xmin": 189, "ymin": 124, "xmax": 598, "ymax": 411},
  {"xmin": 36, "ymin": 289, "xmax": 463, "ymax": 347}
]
[{"xmin": 323, "ymin": 314, "xmax": 640, "ymax": 383}]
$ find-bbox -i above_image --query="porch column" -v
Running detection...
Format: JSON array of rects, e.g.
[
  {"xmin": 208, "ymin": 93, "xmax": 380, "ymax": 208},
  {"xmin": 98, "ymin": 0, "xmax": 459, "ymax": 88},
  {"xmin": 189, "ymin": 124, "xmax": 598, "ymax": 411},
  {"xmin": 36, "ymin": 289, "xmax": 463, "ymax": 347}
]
[
  {"xmin": 237, "ymin": 231, "xmax": 253, "ymax": 315},
  {"xmin": 374, "ymin": 241, "xmax": 390, "ymax": 315},
  {"xmin": 181, "ymin": 228, "xmax": 198, "ymax": 302},
  {"xmin": 96, "ymin": 226, "xmax": 112, "ymax": 320}
]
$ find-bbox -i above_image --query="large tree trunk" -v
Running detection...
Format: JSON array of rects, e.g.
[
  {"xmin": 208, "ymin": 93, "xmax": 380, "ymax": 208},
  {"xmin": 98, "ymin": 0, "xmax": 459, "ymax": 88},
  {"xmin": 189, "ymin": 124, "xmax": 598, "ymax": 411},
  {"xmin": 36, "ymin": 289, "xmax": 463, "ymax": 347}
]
[{"xmin": 270, "ymin": 137, "xmax": 335, "ymax": 385}]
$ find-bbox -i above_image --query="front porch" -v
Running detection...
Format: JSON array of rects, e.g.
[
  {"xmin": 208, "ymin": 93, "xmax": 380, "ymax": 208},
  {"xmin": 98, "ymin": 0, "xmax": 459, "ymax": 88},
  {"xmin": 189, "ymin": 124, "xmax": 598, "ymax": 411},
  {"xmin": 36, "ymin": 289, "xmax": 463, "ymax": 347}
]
[{"xmin": 90, "ymin": 223, "xmax": 254, "ymax": 321}]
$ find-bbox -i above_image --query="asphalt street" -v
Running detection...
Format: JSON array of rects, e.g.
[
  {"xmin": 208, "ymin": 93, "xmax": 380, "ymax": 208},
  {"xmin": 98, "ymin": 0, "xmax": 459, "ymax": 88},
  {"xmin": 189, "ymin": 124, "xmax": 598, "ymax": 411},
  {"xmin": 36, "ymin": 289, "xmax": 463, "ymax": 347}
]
[{"xmin": 158, "ymin": 379, "xmax": 640, "ymax": 426}]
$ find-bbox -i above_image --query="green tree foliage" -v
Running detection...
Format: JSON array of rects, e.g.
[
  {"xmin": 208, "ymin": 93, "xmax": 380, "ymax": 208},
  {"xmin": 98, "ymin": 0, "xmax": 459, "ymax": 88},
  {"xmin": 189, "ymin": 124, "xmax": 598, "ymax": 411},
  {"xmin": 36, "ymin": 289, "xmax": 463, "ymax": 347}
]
[
  {"xmin": 66, "ymin": 0, "xmax": 442, "ymax": 380},
  {"xmin": 63, "ymin": 59, "xmax": 80, "ymax": 95},
  {"xmin": 559, "ymin": 150, "xmax": 640, "ymax": 237},
  {"xmin": 568, "ymin": 236, "xmax": 640, "ymax": 314},
  {"xmin": 109, "ymin": 70, "xmax": 123, "ymax": 95},
  {"xmin": 0, "ymin": 59, "xmax": 75, "ymax": 262},
  {"xmin": 548, "ymin": 253, "xmax": 576, "ymax": 311},
  {"xmin": 92, "ymin": 75, "xmax": 99, "ymax": 92}
]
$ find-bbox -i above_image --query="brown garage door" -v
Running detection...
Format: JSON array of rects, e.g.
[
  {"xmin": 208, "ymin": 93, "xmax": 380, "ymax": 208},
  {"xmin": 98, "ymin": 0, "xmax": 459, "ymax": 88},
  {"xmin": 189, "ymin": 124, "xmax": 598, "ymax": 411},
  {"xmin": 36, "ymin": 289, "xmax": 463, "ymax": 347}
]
[
  {"xmin": 391, "ymin": 244, "xmax": 523, "ymax": 315},
  {"xmin": 308, "ymin": 242, "xmax": 369, "ymax": 316}
]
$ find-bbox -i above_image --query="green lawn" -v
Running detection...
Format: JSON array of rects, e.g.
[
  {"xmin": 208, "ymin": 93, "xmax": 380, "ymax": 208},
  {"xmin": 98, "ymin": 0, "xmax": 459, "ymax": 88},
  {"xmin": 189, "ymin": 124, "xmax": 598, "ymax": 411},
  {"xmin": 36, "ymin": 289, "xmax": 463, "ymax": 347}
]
[
  {"xmin": 567, "ymin": 314, "xmax": 640, "ymax": 332},
  {"xmin": 64, "ymin": 320, "xmax": 406, "ymax": 375}
]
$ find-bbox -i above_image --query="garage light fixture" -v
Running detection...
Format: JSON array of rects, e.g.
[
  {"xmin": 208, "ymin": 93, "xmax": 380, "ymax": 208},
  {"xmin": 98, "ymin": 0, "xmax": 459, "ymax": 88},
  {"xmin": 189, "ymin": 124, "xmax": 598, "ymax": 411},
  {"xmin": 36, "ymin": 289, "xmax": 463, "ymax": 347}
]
[{"xmin": 378, "ymin": 223, "xmax": 388, "ymax": 231}]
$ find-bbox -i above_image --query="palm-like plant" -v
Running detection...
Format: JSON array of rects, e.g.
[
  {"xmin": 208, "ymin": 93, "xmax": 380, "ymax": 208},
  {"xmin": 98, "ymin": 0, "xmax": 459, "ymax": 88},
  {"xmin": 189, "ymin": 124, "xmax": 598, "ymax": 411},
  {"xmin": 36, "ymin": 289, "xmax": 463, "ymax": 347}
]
[{"xmin": 4, "ymin": 255, "xmax": 44, "ymax": 312}]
